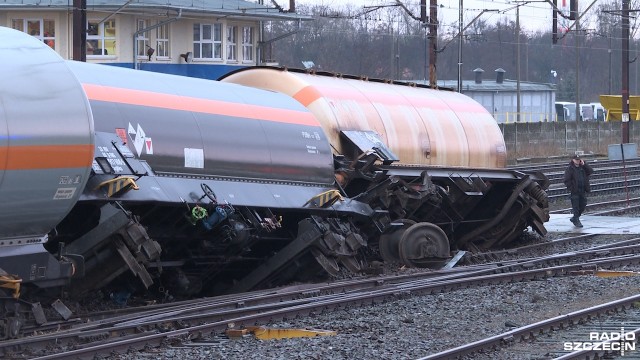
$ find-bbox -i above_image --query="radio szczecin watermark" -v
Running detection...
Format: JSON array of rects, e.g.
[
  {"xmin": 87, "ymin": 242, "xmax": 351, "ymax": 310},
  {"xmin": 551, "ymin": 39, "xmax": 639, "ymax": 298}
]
[{"xmin": 564, "ymin": 328, "xmax": 636, "ymax": 356}]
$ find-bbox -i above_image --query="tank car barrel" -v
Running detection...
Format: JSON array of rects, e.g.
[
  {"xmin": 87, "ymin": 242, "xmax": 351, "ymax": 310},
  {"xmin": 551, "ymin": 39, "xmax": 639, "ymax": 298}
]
[
  {"xmin": 0, "ymin": 27, "xmax": 94, "ymax": 241},
  {"xmin": 221, "ymin": 67, "xmax": 507, "ymax": 169},
  {"xmin": 0, "ymin": 27, "xmax": 93, "ymax": 290}
]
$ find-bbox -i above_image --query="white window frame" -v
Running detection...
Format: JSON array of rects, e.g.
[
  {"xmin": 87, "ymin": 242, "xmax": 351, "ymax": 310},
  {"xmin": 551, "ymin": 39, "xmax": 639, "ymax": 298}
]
[
  {"xmin": 193, "ymin": 23, "xmax": 222, "ymax": 60},
  {"xmin": 156, "ymin": 21, "xmax": 170, "ymax": 59},
  {"xmin": 136, "ymin": 19, "xmax": 150, "ymax": 59},
  {"xmin": 242, "ymin": 26, "xmax": 254, "ymax": 63},
  {"xmin": 11, "ymin": 18, "xmax": 56, "ymax": 49},
  {"xmin": 226, "ymin": 25, "xmax": 237, "ymax": 62},
  {"xmin": 87, "ymin": 19, "xmax": 116, "ymax": 57}
]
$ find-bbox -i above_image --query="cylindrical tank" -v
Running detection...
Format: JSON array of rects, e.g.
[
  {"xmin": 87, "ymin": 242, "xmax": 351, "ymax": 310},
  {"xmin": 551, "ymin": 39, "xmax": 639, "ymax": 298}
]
[
  {"xmin": 222, "ymin": 68, "xmax": 507, "ymax": 169},
  {"xmin": 65, "ymin": 61, "xmax": 334, "ymax": 185},
  {"xmin": 0, "ymin": 28, "xmax": 94, "ymax": 241}
]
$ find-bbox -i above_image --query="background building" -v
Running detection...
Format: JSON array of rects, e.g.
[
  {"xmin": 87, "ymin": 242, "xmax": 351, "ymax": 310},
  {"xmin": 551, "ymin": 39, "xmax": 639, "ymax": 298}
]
[
  {"xmin": 436, "ymin": 68, "xmax": 557, "ymax": 124},
  {"xmin": 438, "ymin": 68, "xmax": 557, "ymax": 124},
  {"xmin": 0, "ymin": 0, "xmax": 308, "ymax": 79}
]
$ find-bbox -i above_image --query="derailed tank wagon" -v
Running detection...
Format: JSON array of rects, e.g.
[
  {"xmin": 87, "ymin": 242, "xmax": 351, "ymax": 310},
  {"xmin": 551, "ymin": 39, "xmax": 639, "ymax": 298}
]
[
  {"xmin": 221, "ymin": 67, "xmax": 549, "ymax": 266},
  {"xmin": 0, "ymin": 27, "xmax": 548, "ymax": 337}
]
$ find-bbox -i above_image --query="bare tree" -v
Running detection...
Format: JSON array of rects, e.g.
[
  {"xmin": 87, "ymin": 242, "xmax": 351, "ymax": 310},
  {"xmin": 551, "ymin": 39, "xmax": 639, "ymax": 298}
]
[{"xmin": 264, "ymin": 1, "xmax": 640, "ymax": 100}]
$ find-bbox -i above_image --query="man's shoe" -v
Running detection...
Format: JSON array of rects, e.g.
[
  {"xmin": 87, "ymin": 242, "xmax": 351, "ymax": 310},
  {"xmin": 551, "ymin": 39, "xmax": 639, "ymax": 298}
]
[
  {"xmin": 570, "ymin": 217, "xmax": 578, "ymax": 226},
  {"xmin": 575, "ymin": 219, "xmax": 583, "ymax": 228}
]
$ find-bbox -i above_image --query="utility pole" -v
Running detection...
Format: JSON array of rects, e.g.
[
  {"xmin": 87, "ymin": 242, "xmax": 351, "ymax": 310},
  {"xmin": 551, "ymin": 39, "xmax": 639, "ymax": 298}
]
[
  {"xmin": 420, "ymin": 0, "xmax": 427, "ymax": 84},
  {"xmin": 609, "ymin": 33, "xmax": 613, "ymax": 94},
  {"xmin": 575, "ymin": 16, "xmax": 580, "ymax": 150},
  {"xmin": 575, "ymin": 17, "xmax": 580, "ymax": 122},
  {"xmin": 395, "ymin": 35, "xmax": 400, "ymax": 79},
  {"xmin": 72, "ymin": 0, "xmax": 86, "ymax": 61},
  {"xmin": 622, "ymin": 0, "xmax": 630, "ymax": 143},
  {"xmin": 390, "ymin": 24, "xmax": 396, "ymax": 79},
  {"xmin": 457, "ymin": 0, "xmax": 463, "ymax": 92},
  {"xmin": 516, "ymin": 5, "xmax": 521, "ymax": 122},
  {"xmin": 398, "ymin": 0, "xmax": 435, "ymax": 86},
  {"xmin": 428, "ymin": 0, "xmax": 438, "ymax": 88}
]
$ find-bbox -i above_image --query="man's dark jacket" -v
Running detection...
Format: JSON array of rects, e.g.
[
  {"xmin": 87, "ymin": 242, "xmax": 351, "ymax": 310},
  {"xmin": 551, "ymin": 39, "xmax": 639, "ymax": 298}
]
[{"xmin": 563, "ymin": 161, "xmax": 593, "ymax": 194}]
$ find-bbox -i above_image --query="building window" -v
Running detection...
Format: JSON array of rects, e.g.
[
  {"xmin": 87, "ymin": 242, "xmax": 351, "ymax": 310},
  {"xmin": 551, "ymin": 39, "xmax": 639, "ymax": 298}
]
[
  {"xmin": 242, "ymin": 26, "xmax": 254, "ymax": 62},
  {"xmin": 136, "ymin": 19, "xmax": 149, "ymax": 59},
  {"xmin": 11, "ymin": 19, "xmax": 56, "ymax": 49},
  {"xmin": 226, "ymin": 25, "xmax": 237, "ymax": 61},
  {"xmin": 10, "ymin": 19, "xmax": 21, "ymax": 31},
  {"xmin": 156, "ymin": 22, "xmax": 170, "ymax": 58},
  {"xmin": 193, "ymin": 23, "xmax": 222, "ymax": 60},
  {"xmin": 87, "ymin": 19, "xmax": 116, "ymax": 56}
]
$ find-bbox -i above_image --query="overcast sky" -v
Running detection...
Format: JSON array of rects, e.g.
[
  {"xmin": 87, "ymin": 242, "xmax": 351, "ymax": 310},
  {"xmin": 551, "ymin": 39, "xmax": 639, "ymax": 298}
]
[{"xmin": 292, "ymin": 0, "xmax": 581, "ymax": 33}]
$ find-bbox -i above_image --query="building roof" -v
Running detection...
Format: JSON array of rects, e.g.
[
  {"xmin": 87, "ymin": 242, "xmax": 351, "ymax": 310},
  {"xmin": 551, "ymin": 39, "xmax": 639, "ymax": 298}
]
[
  {"xmin": 436, "ymin": 79, "xmax": 556, "ymax": 92},
  {"xmin": 0, "ymin": 0, "xmax": 311, "ymax": 21}
]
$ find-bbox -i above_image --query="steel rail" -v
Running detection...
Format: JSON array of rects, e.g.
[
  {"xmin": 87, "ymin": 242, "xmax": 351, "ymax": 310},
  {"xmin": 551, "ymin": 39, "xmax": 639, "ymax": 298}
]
[
  {"xmin": 547, "ymin": 177, "xmax": 640, "ymax": 198},
  {"xmin": 416, "ymin": 294, "xmax": 640, "ymax": 360},
  {"xmin": 554, "ymin": 327, "xmax": 640, "ymax": 359},
  {"xmin": 19, "ymin": 252, "xmax": 640, "ymax": 360},
  {"xmin": 549, "ymin": 196, "xmax": 640, "ymax": 214}
]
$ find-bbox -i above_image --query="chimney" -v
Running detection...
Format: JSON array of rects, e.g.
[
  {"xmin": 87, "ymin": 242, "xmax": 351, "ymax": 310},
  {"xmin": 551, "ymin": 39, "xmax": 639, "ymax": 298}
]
[
  {"xmin": 495, "ymin": 68, "xmax": 506, "ymax": 84},
  {"xmin": 473, "ymin": 68, "xmax": 484, "ymax": 84}
]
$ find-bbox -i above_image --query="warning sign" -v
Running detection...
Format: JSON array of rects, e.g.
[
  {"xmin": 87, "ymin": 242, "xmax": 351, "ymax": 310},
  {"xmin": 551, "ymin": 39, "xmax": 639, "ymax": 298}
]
[
  {"xmin": 115, "ymin": 128, "xmax": 127, "ymax": 144},
  {"xmin": 127, "ymin": 122, "xmax": 153, "ymax": 156},
  {"xmin": 145, "ymin": 138, "xmax": 153, "ymax": 155}
]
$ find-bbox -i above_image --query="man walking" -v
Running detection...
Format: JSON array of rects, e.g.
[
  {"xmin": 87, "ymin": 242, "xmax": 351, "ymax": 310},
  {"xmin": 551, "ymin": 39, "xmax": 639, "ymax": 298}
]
[{"xmin": 563, "ymin": 154, "xmax": 593, "ymax": 228}]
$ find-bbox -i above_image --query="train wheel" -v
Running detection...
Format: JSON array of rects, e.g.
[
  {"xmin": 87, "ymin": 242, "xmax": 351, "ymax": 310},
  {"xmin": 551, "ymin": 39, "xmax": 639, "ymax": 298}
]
[
  {"xmin": 398, "ymin": 222, "xmax": 449, "ymax": 268},
  {"xmin": 311, "ymin": 249, "xmax": 340, "ymax": 276},
  {"xmin": 378, "ymin": 219, "xmax": 416, "ymax": 263},
  {"xmin": 339, "ymin": 256, "xmax": 361, "ymax": 273}
]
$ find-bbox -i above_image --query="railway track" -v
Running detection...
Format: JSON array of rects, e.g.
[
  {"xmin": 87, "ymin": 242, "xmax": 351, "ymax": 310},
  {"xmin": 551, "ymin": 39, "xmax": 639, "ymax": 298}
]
[
  {"xmin": 529, "ymin": 154, "xmax": 640, "ymax": 218},
  {"xmin": 417, "ymin": 294, "xmax": 640, "ymax": 360},
  {"xmin": 2, "ymin": 160, "xmax": 637, "ymax": 359},
  {"xmin": 513, "ymin": 157, "xmax": 640, "ymax": 201},
  {"xmin": 509, "ymin": 157, "xmax": 640, "ymax": 174},
  {"xmin": 550, "ymin": 196, "xmax": 640, "ymax": 215},
  {"xmin": 6, "ymin": 236, "xmax": 640, "ymax": 359}
]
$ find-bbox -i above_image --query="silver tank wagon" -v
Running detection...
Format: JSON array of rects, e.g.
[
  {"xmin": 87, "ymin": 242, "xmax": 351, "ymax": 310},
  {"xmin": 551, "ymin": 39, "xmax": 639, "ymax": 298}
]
[{"xmin": 0, "ymin": 27, "xmax": 93, "ymax": 290}]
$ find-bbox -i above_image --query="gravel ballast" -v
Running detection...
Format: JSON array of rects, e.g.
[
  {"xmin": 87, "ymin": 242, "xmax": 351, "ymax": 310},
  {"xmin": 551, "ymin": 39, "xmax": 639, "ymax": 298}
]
[{"xmin": 112, "ymin": 262, "xmax": 640, "ymax": 360}]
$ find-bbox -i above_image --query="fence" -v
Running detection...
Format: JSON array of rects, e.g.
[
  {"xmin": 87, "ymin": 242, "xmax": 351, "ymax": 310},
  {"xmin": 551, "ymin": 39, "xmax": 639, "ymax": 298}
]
[
  {"xmin": 495, "ymin": 112, "xmax": 582, "ymax": 123},
  {"xmin": 499, "ymin": 112, "xmax": 553, "ymax": 124},
  {"xmin": 498, "ymin": 121, "xmax": 640, "ymax": 164}
]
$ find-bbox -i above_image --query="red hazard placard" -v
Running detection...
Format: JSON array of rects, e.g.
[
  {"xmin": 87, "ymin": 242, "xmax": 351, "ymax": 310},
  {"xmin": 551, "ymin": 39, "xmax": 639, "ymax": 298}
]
[
  {"xmin": 115, "ymin": 128, "xmax": 127, "ymax": 144},
  {"xmin": 145, "ymin": 138, "xmax": 153, "ymax": 155}
]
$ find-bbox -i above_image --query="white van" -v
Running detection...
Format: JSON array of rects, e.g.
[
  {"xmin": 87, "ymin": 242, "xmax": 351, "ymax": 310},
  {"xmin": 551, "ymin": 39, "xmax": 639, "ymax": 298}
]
[
  {"xmin": 555, "ymin": 102, "xmax": 576, "ymax": 121},
  {"xmin": 555, "ymin": 102, "xmax": 602, "ymax": 121},
  {"xmin": 580, "ymin": 104, "xmax": 594, "ymax": 121},
  {"xmin": 590, "ymin": 102, "xmax": 607, "ymax": 121}
]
